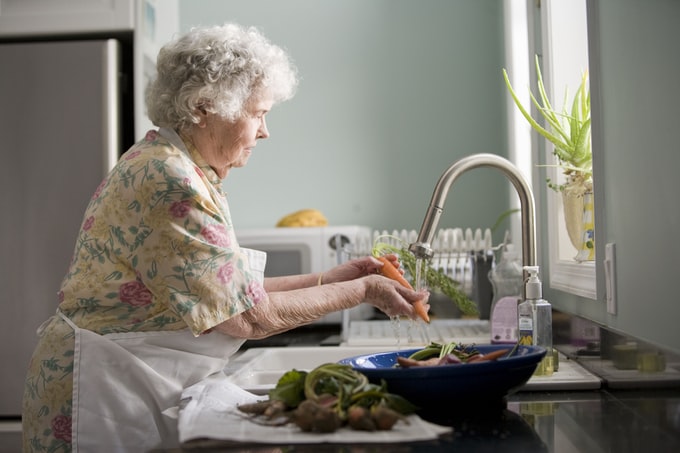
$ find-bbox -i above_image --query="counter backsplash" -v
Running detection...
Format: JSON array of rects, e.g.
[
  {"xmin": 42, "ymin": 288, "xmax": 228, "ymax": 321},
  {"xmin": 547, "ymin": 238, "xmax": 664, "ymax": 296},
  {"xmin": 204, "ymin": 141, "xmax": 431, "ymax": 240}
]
[{"xmin": 553, "ymin": 309, "xmax": 680, "ymax": 389}]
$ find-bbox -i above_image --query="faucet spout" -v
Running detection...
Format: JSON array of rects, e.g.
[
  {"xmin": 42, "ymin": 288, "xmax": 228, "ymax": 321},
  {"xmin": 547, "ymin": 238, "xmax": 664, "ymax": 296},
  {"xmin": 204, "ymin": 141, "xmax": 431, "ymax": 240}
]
[{"xmin": 409, "ymin": 153, "xmax": 536, "ymax": 269}]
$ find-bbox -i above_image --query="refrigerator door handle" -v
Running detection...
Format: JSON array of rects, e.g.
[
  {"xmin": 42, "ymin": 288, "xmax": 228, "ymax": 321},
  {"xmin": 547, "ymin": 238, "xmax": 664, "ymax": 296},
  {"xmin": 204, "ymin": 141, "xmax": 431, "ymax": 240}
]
[{"xmin": 103, "ymin": 39, "xmax": 121, "ymax": 174}]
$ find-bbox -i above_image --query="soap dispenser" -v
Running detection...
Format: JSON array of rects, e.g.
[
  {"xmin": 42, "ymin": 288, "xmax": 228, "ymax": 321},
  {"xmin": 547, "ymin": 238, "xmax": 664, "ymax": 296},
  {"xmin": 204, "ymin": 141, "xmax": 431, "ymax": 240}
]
[{"xmin": 517, "ymin": 266, "xmax": 554, "ymax": 376}]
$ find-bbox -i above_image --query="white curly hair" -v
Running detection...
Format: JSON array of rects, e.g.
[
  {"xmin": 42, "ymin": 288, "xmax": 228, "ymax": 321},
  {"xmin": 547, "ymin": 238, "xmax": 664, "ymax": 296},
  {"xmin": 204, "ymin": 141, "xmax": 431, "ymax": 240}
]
[{"xmin": 145, "ymin": 23, "xmax": 298, "ymax": 130}]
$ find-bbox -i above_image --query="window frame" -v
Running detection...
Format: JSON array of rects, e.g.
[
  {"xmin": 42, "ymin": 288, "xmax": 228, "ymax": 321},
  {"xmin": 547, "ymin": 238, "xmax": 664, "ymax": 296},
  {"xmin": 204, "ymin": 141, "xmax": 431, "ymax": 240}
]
[{"xmin": 531, "ymin": 0, "xmax": 597, "ymax": 299}]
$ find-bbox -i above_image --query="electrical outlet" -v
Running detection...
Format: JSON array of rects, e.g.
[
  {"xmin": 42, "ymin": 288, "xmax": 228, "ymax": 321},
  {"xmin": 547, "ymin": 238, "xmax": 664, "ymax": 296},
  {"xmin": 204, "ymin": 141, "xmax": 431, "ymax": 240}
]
[{"xmin": 604, "ymin": 243, "xmax": 617, "ymax": 314}]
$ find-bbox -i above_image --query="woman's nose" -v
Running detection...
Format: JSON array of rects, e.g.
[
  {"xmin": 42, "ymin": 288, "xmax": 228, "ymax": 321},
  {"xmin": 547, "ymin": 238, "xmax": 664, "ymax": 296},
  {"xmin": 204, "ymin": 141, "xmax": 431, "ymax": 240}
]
[{"xmin": 257, "ymin": 118, "xmax": 270, "ymax": 139}]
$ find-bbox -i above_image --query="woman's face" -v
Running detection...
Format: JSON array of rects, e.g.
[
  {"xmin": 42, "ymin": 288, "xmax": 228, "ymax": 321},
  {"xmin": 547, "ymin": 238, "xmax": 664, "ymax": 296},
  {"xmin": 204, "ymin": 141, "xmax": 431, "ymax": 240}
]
[{"xmin": 192, "ymin": 96, "xmax": 273, "ymax": 178}]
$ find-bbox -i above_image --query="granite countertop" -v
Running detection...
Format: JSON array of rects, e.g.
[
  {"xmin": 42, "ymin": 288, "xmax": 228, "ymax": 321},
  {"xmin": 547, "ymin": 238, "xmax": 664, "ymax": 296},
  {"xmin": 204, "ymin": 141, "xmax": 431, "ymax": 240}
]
[{"xmin": 173, "ymin": 388, "xmax": 680, "ymax": 452}]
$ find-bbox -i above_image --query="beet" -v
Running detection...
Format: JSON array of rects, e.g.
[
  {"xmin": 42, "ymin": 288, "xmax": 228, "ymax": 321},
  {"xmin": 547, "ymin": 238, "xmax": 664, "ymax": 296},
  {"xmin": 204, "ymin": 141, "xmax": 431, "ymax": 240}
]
[{"xmin": 347, "ymin": 405, "xmax": 377, "ymax": 431}]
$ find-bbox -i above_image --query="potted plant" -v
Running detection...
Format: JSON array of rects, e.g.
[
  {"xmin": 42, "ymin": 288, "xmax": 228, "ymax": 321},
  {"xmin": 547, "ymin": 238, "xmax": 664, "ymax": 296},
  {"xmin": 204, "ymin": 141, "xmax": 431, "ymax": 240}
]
[{"xmin": 503, "ymin": 55, "xmax": 593, "ymax": 259}]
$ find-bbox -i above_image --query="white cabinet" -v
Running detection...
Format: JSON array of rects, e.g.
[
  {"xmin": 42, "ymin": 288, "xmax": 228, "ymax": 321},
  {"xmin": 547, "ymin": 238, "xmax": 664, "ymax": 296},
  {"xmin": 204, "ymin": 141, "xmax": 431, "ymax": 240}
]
[
  {"xmin": 0, "ymin": 0, "xmax": 135, "ymax": 36},
  {"xmin": 0, "ymin": 0, "xmax": 178, "ymax": 139}
]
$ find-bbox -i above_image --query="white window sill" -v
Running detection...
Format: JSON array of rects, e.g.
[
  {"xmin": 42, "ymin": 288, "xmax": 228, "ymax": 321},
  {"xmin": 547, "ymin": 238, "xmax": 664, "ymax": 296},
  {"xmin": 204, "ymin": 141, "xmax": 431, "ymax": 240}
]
[{"xmin": 549, "ymin": 259, "xmax": 596, "ymax": 299}]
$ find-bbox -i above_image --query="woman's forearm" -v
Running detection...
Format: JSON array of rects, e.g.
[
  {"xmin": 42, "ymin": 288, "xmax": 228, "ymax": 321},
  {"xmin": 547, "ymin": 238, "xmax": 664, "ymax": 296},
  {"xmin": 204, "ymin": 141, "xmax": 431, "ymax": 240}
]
[
  {"xmin": 263, "ymin": 273, "xmax": 322, "ymax": 292},
  {"xmin": 215, "ymin": 279, "xmax": 365, "ymax": 338}
]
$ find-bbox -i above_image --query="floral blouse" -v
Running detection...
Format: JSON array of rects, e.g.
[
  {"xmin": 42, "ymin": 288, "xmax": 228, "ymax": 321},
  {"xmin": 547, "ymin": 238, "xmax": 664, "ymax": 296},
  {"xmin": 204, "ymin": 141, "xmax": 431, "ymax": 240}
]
[
  {"xmin": 22, "ymin": 129, "xmax": 264, "ymax": 452},
  {"xmin": 60, "ymin": 128, "xmax": 265, "ymax": 335}
]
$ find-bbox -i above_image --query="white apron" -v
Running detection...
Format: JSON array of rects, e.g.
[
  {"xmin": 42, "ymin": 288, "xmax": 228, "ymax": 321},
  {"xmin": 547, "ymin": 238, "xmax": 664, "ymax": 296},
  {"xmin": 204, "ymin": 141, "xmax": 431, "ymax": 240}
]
[{"xmin": 62, "ymin": 248, "xmax": 266, "ymax": 452}]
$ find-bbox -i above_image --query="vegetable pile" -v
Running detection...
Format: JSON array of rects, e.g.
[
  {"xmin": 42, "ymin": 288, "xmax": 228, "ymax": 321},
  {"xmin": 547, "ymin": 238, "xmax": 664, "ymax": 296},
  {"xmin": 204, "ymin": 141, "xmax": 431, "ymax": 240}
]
[
  {"xmin": 396, "ymin": 342, "xmax": 513, "ymax": 368},
  {"xmin": 237, "ymin": 363, "xmax": 417, "ymax": 433}
]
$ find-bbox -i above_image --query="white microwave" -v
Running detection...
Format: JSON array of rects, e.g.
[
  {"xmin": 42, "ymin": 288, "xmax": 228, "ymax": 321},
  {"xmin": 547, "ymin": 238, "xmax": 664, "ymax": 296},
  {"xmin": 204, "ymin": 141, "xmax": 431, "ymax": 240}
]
[{"xmin": 235, "ymin": 225, "xmax": 375, "ymax": 323}]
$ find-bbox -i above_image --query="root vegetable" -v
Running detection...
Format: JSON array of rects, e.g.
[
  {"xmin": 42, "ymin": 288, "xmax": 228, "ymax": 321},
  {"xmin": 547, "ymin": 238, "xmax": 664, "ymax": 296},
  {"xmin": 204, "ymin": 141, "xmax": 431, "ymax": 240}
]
[
  {"xmin": 371, "ymin": 404, "xmax": 406, "ymax": 431},
  {"xmin": 236, "ymin": 401, "xmax": 272, "ymax": 416},
  {"xmin": 263, "ymin": 399, "xmax": 287, "ymax": 419},
  {"xmin": 292, "ymin": 400, "xmax": 342, "ymax": 433},
  {"xmin": 466, "ymin": 348, "xmax": 511, "ymax": 362},
  {"xmin": 440, "ymin": 353, "xmax": 463, "ymax": 365},
  {"xmin": 397, "ymin": 356, "xmax": 441, "ymax": 368},
  {"xmin": 347, "ymin": 406, "xmax": 377, "ymax": 431}
]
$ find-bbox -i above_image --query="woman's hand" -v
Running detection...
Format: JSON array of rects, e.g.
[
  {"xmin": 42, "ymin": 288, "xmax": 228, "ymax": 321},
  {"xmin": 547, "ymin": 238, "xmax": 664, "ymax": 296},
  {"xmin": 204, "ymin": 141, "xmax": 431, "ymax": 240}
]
[
  {"xmin": 362, "ymin": 274, "xmax": 430, "ymax": 320},
  {"xmin": 321, "ymin": 254, "xmax": 403, "ymax": 284}
]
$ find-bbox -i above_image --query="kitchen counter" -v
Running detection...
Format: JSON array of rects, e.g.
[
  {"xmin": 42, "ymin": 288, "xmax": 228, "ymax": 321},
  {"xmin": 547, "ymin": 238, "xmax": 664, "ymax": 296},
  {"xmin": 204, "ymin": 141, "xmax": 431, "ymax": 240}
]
[
  {"xmin": 172, "ymin": 388, "xmax": 680, "ymax": 452},
  {"xmin": 7, "ymin": 322, "xmax": 679, "ymax": 451},
  {"xmin": 6, "ymin": 386, "xmax": 678, "ymax": 452},
  {"xmin": 173, "ymin": 322, "xmax": 680, "ymax": 452}
]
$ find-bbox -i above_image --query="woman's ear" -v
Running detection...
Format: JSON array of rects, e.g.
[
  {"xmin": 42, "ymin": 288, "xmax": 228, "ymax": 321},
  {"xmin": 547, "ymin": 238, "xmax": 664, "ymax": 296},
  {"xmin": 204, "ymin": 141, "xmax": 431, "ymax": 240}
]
[{"xmin": 195, "ymin": 104, "xmax": 209, "ymax": 127}]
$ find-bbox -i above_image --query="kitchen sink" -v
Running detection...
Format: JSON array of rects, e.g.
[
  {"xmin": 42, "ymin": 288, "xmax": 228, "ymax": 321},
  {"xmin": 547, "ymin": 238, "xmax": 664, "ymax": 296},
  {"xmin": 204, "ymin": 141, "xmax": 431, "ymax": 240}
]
[
  {"xmin": 224, "ymin": 346, "xmax": 395, "ymax": 394},
  {"xmin": 223, "ymin": 344, "xmax": 602, "ymax": 395}
]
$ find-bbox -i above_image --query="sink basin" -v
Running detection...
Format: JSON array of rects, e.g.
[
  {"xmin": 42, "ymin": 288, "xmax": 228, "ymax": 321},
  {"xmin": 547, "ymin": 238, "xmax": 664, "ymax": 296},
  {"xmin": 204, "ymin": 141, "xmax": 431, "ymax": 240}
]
[{"xmin": 225, "ymin": 346, "xmax": 395, "ymax": 394}]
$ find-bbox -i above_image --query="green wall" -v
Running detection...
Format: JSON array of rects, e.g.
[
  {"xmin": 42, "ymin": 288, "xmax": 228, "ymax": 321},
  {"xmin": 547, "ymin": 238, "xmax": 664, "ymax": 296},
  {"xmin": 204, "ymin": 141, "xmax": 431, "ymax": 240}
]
[
  {"xmin": 179, "ymin": 0, "xmax": 510, "ymax": 236},
  {"xmin": 178, "ymin": 0, "xmax": 680, "ymax": 355}
]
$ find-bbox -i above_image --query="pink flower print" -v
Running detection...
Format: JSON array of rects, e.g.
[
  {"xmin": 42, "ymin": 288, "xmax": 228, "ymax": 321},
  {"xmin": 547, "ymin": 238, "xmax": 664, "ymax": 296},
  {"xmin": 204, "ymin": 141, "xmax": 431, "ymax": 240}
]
[
  {"xmin": 217, "ymin": 262, "xmax": 234, "ymax": 284},
  {"xmin": 246, "ymin": 281, "xmax": 266, "ymax": 304},
  {"xmin": 51, "ymin": 414, "xmax": 72, "ymax": 443},
  {"xmin": 57, "ymin": 290, "xmax": 64, "ymax": 304},
  {"xmin": 200, "ymin": 224, "xmax": 230, "ymax": 248},
  {"xmin": 119, "ymin": 281, "xmax": 153, "ymax": 307},
  {"xmin": 169, "ymin": 199, "xmax": 192, "ymax": 218},
  {"xmin": 145, "ymin": 130, "xmax": 159, "ymax": 141},
  {"xmin": 92, "ymin": 178, "xmax": 107, "ymax": 199},
  {"xmin": 182, "ymin": 177, "xmax": 191, "ymax": 188},
  {"xmin": 194, "ymin": 166, "xmax": 205, "ymax": 178},
  {"xmin": 124, "ymin": 150, "xmax": 142, "ymax": 161},
  {"xmin": 82, "ymin": 216, "xmax": 95, "ymax": 231}
]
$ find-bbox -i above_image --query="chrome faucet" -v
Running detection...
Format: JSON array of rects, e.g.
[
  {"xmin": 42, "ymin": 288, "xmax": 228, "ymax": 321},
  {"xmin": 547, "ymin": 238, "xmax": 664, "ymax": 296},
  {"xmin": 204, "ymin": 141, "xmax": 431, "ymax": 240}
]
[{"xmin": 409, "ymin": 153, "xmax": 537, "ymax": 269}]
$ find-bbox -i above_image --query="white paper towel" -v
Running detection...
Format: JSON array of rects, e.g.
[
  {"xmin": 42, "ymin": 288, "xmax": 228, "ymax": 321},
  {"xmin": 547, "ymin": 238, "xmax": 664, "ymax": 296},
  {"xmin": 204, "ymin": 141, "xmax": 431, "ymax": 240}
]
[{"xmin": 178, "ymin": 372, "xmax": 451, "ymax": 446}]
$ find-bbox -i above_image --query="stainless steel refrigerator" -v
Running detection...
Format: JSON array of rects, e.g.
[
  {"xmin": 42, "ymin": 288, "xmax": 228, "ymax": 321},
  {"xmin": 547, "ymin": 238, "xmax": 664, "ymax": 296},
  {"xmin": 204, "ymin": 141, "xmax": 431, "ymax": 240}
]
[{"xmin": 0, "ymin": 38, "xmax": 132, "ymax": 417}]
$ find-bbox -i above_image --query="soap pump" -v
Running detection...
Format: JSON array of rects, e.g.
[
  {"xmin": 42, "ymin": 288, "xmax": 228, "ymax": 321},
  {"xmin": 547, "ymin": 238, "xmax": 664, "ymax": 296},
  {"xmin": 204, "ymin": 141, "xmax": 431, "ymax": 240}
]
[{"xmin": 517, "ymin": 266, "xmax": 554, "ymax": 376}]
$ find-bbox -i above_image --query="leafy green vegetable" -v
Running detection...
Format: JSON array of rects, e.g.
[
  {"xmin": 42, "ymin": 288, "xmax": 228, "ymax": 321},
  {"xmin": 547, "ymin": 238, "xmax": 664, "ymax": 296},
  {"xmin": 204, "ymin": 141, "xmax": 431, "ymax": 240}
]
[
  {"xmin": 408, "ymin": 341, "xmax": 481, "ymax": 361},
  {"xmin": 268, "ymin": 369, "xmax": 308, "ymax": 408}
]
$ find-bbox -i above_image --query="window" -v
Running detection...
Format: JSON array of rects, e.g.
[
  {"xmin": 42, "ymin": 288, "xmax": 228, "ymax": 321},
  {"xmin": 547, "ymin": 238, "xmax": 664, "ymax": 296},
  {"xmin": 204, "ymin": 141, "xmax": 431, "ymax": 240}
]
[
  {"xmin": 506, "ymin": 0, "xmax": 595, "ymax": 299},
  {"xmin": 541, "ymin": 0, "xmax": 596, "ymax": 299}
]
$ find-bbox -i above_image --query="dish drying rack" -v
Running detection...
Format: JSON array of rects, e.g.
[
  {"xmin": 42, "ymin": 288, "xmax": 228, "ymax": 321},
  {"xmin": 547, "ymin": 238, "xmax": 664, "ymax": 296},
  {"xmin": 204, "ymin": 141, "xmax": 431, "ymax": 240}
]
[{"xmin": 339, "ymin": 227, "xmax": 501, "ymax": 345}]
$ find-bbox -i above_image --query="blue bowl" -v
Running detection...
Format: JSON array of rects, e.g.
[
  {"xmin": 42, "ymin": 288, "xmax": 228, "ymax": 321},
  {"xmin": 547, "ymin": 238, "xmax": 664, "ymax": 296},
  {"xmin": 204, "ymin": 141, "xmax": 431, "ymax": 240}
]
[{"xmin": 338, "ymin": 344, "xmax": 546, "ymax": 409}]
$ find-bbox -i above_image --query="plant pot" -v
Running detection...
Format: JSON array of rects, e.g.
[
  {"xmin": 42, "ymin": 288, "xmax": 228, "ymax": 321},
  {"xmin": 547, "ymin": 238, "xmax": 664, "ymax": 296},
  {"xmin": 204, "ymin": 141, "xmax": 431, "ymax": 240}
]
[
  {"xmin": 562, "ymin": 191, "xmax": 585, "ymax": 251},
  {"xmin": 561, "ymin": 179, "xmax": 595, "ymax": 262},
  {"xmin": 574, "ymin": 191, "xmax": 595, "ymax": 262}
]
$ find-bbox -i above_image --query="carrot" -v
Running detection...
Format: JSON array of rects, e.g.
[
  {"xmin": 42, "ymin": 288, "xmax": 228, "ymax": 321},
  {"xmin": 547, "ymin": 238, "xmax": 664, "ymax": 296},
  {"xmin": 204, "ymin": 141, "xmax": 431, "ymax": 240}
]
[
  {"xmin": 396, "ymin": 356, "xmax": 441, "ymax": 368},
  {"xmin": 466, "ymin": 348, "xmax": 511, "ymax": 363},
  {"xmin": 376, "ymin": 256, "xmax": 430, "ymax": 323}
]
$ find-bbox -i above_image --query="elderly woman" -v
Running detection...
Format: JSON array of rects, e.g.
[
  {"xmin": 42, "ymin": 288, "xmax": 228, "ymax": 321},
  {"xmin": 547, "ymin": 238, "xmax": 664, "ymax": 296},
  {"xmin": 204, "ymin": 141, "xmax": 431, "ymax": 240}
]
[{"xmin": 22, "ymin": 23, "xmax": 427, "ymax": 452}]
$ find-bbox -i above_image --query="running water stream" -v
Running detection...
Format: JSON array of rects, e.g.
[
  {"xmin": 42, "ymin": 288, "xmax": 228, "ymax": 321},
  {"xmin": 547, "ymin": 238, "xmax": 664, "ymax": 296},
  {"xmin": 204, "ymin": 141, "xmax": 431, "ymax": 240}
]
[
  {"xmin": 388, "ymin": 257, "xmax": 432, "ymax": 348},
  {"xmin": 414, "ymin": 257, "xmax": 432, "ymax": 344}
]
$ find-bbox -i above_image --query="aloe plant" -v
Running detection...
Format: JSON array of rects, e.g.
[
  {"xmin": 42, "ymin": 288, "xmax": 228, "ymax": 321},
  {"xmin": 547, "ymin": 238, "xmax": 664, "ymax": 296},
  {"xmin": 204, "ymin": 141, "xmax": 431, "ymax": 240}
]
[{"xmin": 503, "ymin": 55, "xmax": 592, "ymax": 193}]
